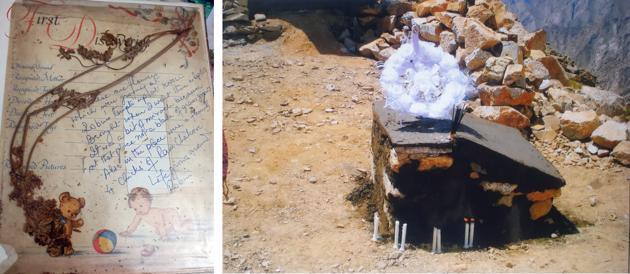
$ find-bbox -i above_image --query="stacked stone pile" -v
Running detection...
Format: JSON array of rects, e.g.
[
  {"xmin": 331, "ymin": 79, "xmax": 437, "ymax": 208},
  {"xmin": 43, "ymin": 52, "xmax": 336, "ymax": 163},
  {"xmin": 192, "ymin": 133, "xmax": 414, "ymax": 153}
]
[
  {"xmin": 223, "ymin": 0, "xmax": 285, "ymax": 47},
  {"xmin": 351, "ymin": 0, "xmax": 629, "ymax": 167}
]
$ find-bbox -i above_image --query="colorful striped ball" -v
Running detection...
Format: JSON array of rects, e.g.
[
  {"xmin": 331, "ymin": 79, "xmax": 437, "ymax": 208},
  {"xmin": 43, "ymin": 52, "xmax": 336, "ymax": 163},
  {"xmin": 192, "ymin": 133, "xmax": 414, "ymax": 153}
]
[{"xmin": 92, "ymin": 229, "xmax": 117, "ymax": 254}]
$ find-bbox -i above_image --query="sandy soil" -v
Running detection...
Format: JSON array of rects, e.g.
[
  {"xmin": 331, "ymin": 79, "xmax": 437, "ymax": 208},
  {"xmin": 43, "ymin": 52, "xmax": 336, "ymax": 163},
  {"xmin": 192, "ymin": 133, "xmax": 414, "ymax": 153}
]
[{"xmin": 223, "ymin": 12, "xmax": 629, "ymax": 273}]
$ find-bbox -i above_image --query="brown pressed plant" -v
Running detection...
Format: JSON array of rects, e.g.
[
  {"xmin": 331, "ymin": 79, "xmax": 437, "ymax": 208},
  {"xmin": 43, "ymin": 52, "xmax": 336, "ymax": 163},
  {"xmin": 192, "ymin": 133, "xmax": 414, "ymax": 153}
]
[{"xmin": 7, "ymin": 20, "xmax": 193, "ymax": 256}]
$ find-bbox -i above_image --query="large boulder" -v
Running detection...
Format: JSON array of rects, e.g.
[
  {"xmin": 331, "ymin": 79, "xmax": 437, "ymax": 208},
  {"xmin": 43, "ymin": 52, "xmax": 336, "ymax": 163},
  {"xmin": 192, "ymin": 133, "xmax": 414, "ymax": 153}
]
[
  {"xmin": 560, "ymin": 110, "xmax": 601, "ymax": 140},
  {"xmin": 611, "ymin": 141, "xmax": 630, "ymax": 166},
  {"xmin": 591, "ymin": 121, "xmax": 627, "ymax": 149},
  {"xmin": 472, "ymin": 106, "xmax": 530, "ymax": 129},
  {"xmin": 478, "ymin": 84, "xmax": 533, "ymax": 106},
  {"xmin": 580, "ymin": 86, "xmax": 626, "ymax": 117}
]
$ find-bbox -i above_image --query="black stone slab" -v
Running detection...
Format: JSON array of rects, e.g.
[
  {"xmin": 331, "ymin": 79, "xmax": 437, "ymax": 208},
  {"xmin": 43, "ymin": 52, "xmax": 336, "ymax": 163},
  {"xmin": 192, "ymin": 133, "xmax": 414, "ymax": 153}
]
[
  {"xmin": 455, "ymin": 114, "xmax": 565, "ymax": 192},
  {"xmin": 373, "ymin": 100, "xmax": 453, "ymax": 150}
]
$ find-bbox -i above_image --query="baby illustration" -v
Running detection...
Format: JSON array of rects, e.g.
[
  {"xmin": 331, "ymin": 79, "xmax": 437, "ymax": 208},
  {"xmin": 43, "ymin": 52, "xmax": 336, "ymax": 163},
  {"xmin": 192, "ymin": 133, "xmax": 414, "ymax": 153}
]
[{"xmin": 120, "ymin": 187, "xmax": 192, "ymax": 240}]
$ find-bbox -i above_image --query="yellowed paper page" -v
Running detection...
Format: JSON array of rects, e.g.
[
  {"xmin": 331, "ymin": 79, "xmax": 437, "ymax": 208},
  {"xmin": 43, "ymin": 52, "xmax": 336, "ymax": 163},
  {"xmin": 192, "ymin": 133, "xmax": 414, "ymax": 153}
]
[{"xmin": 0, "ymin": 0, "xmax": 213, "ymax": 272}]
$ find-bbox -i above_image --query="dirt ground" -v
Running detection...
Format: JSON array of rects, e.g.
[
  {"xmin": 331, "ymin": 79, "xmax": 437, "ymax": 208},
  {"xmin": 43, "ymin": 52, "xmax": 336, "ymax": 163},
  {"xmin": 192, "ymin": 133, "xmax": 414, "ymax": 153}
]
[{"xmin": 223, "ymin": 12, "xmax": 629, "ymax": 273}]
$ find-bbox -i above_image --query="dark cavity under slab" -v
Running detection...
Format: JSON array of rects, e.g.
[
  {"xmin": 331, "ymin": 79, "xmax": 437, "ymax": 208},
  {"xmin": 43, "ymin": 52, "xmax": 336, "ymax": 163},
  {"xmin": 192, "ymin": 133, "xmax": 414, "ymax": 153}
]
[{"xmin": 388, "ymin": 159, "xmax": 578, "ymax": 247}]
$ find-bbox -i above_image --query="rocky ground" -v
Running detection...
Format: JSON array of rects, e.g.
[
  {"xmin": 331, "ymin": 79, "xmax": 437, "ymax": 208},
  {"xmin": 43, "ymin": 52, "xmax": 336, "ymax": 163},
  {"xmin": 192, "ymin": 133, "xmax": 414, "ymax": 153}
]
[{"xmin": 222, "ymin": 11, "xmax": 629, "ymax": 272}]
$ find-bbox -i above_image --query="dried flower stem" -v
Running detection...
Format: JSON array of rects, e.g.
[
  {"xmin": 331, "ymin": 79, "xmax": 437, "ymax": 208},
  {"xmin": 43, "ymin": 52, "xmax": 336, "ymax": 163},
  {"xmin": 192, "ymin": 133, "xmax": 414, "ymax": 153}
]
[{"xmin": 11, "ymin": 27, "xmax": 191, "ymax": 175}]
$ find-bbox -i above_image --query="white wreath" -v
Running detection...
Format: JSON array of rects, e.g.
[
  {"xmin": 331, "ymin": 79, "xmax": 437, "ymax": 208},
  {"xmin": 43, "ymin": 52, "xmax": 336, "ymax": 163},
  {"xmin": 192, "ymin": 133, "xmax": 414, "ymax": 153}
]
[{"xmin": 380, "ymin": 22, "xmax": 474, "ymax": 119}]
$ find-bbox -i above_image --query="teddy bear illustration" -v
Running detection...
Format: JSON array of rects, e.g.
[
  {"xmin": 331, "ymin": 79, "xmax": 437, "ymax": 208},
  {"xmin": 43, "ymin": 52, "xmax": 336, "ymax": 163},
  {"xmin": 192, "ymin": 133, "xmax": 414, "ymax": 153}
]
[{"xmin": 43, "ymin": 192, "xmax": 85, "ymax": 257}]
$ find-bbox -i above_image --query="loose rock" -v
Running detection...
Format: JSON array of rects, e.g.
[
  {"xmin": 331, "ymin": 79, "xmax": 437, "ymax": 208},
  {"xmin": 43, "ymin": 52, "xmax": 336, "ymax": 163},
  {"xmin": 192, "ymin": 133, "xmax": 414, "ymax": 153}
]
[
  {"xmin": 611, "ymin": 141, "xmax": 630, "ymax": 165},
  {"xmin": 478, "ymin": 84, "xmax": 534, "ymax": 106},
  {"xmin": 254, "ymin": 14, "xmax": 267, "ymax": 21},
  {"xmin": 587, "ymin": 141, "xmax": 599, "ymax": 155},
  {"xmin": 439, "ymin": 31, "xmax": 457, "ymax": 54},
  {"xmin": 418, "ymin": 20, "xmax": 443, "ymax": 42},
  {"xmin": 538, "ymin": 79, "xmax": 562, "ymax": 91},
  {"xmin": 472, "ymin": 106, "xmax": 530, "ymax": 129},
  {"xmin": 547, "ymin": 88, "xmax": 573, "ymax": 112},
  {"xmin": 591, "ymin": 121, "xmax": 627, "ymax": 149},
  {"xmin": 435, "ymin": 12, "xmax": 460, "ymax": 29},
  {"xmin": 446, "ymin": 0, "xmax": 466, "ymax": 14},
  {"xmin": 377, "ymin": 47, "xmax": 396, "ymax": 61},
  {"xmin": 560, "ymin": 110, "xmax": 601, "ymax": 140},
  {"xmin": 580, "ymin": 86, "xmax": 626, "ymax": 117},
  {"xmin": 523, "ymin": 30, "xmax": 546, "ymax": 51},
  {"xmin": 467, "ymin": 4, "xmax": 494, "ymax": 24},
  {"xmin": 500, "ymin": 41, "xmax": 524, "ymax": 64},
  {"xmin": 502, "ymin": 64, "xmax": 525, "ymax": 86},
  {"xmin": 465, "ymin": 48, "xmax": 492, "ymax": 71},
  {"xmin": 538, "ymin": 56, "xmax": 569, "ymax": 85},
  {"xmin": 359, "ymin": 39, "xmax": 384, "ymax": 59},
  {"xmin": 524, "ymin": 59, "xmax": 550, "ymax": 87},
  {"xmin": 542, "ymin": 115, "xmax": 561, "ymax": 132},
  {"xmin": 415, "ymin": 0, "xmax": 448, "ymax": 17},
  {"xmin": 482, "ymin": 56, "xmax": 513, "ymax": 84},
  {"xmin": 464, "ymin": 19, "xmax": 501, "ymax": 50}
]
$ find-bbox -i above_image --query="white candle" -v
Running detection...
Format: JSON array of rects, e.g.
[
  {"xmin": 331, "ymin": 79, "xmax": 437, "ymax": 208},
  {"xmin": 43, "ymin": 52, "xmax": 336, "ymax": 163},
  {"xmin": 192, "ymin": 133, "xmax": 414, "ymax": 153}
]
[
  {"xmin": 372, "ymin": 212, "xmax": 380, "ymax": 241},
  {"xmin": 393, "ymin": 220, "xmax": 400, "ymax": 249},
  {"xmin": 464, "ymin": 222, "xmax": 470, "ymax": 249},
  {"xmin": 399, "ymin": 223, "xmax": 407, "ymax": 251},
  {"xmin": 432, "ymin": 227, "xmax": 437, "ymax": 253},
  {"xmin": 469, "ymin": 222, "xmax": 475, "ymax": 248}
]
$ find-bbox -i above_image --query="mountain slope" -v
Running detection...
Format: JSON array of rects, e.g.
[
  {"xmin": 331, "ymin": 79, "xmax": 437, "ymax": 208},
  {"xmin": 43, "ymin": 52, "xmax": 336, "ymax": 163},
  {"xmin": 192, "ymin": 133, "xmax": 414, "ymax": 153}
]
[{"xmin": 504, "ymin": 0, "xmax": 630, "ymax": 96}]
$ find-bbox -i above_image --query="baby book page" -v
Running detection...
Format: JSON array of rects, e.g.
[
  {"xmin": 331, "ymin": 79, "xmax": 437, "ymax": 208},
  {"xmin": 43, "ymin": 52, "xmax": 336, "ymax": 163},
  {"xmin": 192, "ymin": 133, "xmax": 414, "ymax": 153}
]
[{"xmin": 0, "ymin": 0, "xmax": 213, "ymax": 272}]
